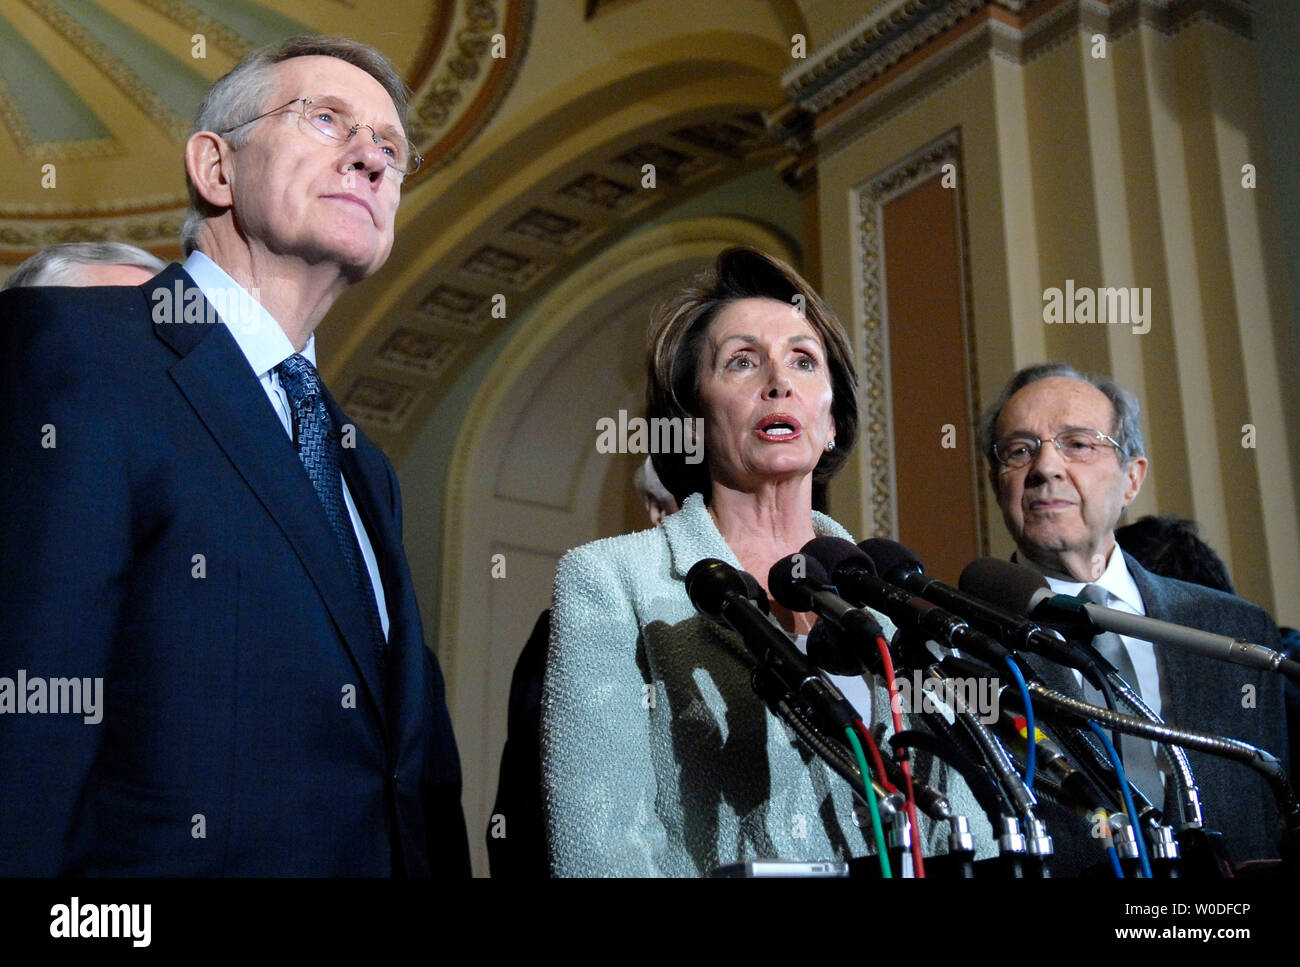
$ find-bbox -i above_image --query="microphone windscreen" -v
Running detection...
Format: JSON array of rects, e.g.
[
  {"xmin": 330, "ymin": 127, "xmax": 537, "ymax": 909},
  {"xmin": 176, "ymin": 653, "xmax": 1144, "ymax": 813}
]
[
  {"xmin": 859, "ymin": 538, "xmax": 923, "ymax": 580},
  {"xmin": 958, "ymin": 558, "xmax": 1049, "ymax": 616},
  {"xmin": 685, "ymin": 558, "xmax": 748, "ymax": 619},
  {"xmin": 807, "ymin": 618, "xmax": 872, "ymax": 676},
  {"xmin": 767, "ymin": 553, "xmax": 831, "ymax": 613},
  {"xmin": 801, "ymin": 535, "xmax": 874, "ymax": 577}
]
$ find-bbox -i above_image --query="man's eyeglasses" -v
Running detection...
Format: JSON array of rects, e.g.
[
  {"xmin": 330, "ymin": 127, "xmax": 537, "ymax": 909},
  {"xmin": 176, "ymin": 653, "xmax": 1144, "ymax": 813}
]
[
  {"xmin": 993, "ymin": 429, "xmax": 1124, "ymax": 470},
  {"xmin": 219, "ymin": 97, "xmax": 422, "ymax": 177}
]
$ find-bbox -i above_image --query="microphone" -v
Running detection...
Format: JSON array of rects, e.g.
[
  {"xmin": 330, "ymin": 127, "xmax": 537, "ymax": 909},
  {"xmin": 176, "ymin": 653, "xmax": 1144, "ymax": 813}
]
[
  {"xmin": 961, "ymin": 557, "xmax": 1300, "ymax": 684},
  {"xmin": 768, "ymin": 553, "xmax": 886, "ymax": 671},
  {"xmin": 805, "ymin": 614, "xmax": 873, "ymax": 677},
  {"xmin": 685, "ymin": 558, "xmax": 858, "ymax": 733},
  {"xmin": 991, "ymin": 706, "xmax": 1118, "ymax": 817},
  {"xmin": 862, "ymin": 538, "xmax": 1101, "ymax": 678},
  {"xmin": 799, "ymin": 537, "xmax": 1013, "ymax": 668}
]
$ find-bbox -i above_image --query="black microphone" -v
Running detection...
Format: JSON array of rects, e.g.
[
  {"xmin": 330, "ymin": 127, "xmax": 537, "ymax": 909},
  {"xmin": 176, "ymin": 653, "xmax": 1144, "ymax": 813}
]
[
  {"xmin": 962, "ymin": 557, "xmax": 1300, "ymax": 684},
  {"xmin": 990, "ymin": 704, "xmax": 1119, "ymax": 817},
  {"xmin": 806, "ymin": 614, "xmax": 873, "ymax": 677},
  {"xmin": 801, "ymin": 537, "xmax": 1014, "ymax": 669},
  {"xmin": 768, "ymin": 553, "xmax": 886, "ymax": 661},
  {"xmin": 768, "ymin": 557, "xmax": 990, "ymax": 838},
  {"xmin": 862, "ymin": 538, "xmax": 1097, "ymax": 676},
  {"xmin": 685, "ymin": 558, "xmax": 858, "ymax": 733}
]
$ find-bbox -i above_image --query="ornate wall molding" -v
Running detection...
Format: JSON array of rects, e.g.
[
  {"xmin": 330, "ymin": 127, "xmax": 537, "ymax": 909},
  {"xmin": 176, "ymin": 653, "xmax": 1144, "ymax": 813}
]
[
  {"xmin": 854, "ymin": 128, "xmax": 982, "ymax": 548},
  {"xmin": 0, "ymin": 209, "xmax": 183, "ymax": 251}
]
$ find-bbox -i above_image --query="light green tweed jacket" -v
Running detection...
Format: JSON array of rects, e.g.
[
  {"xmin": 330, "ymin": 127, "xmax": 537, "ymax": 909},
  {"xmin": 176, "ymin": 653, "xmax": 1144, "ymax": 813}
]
[{"xmin": 540, "ymin": 493, "xmax": 993, "ymax": 877}]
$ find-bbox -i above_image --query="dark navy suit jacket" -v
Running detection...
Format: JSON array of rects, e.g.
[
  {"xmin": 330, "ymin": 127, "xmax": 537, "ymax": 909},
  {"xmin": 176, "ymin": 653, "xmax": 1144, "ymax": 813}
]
[
  {"xmin": 0, "ymin": 264, "xmax": 469, "ymax": 876},
  {"xmin": 1128, "ymin": 555, "xmax": 1289, "ymax": 862},
  {"xmin": 1029, "ymin": 552, "xmax": 1289, "ymax": 874}
]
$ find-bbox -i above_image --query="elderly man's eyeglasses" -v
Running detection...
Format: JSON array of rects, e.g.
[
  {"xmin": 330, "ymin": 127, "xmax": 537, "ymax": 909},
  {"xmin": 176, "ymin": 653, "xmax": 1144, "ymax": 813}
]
[
  {"xmin": 993, "ymin": 429, "xmax": 1124, "ymax": 470},
  {"xmin": 219, "ymin": 97, "xmax": 422, "ymax": 177}
]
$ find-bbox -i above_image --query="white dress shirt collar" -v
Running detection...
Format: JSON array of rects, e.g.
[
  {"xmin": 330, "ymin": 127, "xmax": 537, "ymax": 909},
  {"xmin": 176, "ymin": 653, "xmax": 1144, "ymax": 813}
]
[
  {"xmin": 182, "ymin": 251, "xmax": 316, "ymax": 378},
  {"xmin": 1014, "ymin": 541, "xmax": 1146, "ymax": 616}
]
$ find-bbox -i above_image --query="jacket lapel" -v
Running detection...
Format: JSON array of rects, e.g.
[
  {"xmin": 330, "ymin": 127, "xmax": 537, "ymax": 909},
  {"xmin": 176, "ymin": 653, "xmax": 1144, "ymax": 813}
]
[
  {"xmin": 1123, "ymin": 552, "xmax": 1196, "ymax": 723},
  {"xmin": 323, "ymin": 387, "xmax": 421, "ymax": 733},
  {"xmin": 150, "ymin": 267, "xmax": 387, "ymax": 718}
]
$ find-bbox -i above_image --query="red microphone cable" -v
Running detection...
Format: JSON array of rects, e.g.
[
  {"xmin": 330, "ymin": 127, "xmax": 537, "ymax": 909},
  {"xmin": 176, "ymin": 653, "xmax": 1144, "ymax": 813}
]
[{"xmin": 869, "ymin": 632, "xmax": 926, "ymax": 877}]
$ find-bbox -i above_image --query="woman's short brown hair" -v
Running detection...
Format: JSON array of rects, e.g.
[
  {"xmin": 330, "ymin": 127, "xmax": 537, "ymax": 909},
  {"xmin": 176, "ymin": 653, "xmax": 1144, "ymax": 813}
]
[{"xmin": 645, "ymin": 247, "xmax": 858, "ymax": 505}]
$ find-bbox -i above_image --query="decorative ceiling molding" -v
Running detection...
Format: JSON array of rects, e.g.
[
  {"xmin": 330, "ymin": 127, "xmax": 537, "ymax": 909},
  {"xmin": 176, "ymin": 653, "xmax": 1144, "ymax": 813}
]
[
  {"xmin": 768, "ymin": 0, "xmax": 1254, "ymax": 172},
  {"xmin": 0, "ymin": 0, "xmax": 533, "ymax": 258},
  {"xmin": 0, "ymin": 208, "xmax": 184, "ymax": 251},
  {"xmin": 132, "ymin": 0, "xmax": 256, "ymax": 59},
  {"xmin": 406, "ymin": 0, "xmax": 533, "ymax": 176},
  {"xmin": 22, "ymin": 0, "xmax": 199, "ymax": 141},
  {"xmin": 782, "ymin": 0, "xmax": 991, "ymax": 117},
  {"xmin": 0, "ymin": 76, "xmax": 118, "ymax": 161}
]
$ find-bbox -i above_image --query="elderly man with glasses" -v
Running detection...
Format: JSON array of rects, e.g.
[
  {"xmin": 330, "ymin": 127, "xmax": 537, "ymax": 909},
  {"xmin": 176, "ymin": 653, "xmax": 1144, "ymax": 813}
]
[
  {"xmin": 0, "ymin": 36, "xmax": 468, "ymax": 877},
  {"xmin": 977, "ymin": 362, "xmax": 1288, "ymax": 874}
]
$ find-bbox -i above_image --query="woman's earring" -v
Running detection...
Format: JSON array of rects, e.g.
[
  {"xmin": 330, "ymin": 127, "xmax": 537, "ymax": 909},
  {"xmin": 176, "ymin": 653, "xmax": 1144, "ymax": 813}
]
[{"xmin": 826, "ymin": 439, "xmax": 836, "ymax": 452}]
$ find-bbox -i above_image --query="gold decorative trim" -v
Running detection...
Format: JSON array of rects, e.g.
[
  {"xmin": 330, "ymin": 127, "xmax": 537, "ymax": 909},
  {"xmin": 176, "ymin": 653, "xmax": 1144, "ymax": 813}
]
[
  {"xmin": 854, "ymin": 128, "xmax": 984, "ymax": 551},
  {"xmin": 783, "ymin": 0, "xmax": 988, "ymax": 114},
  {"xmin": 0, "ymin": 209, "xmax": 184, "ymax": 251},
  {"xmin": 376, "ymin": 327, "xmax": 465, "ymax": 379},
  {"xmin": 132, "ymin": 0, "xmax": 251, "ymax": 58},
  {"xmin": 407, "ymin": 0, "xmax": 534, "ymax": 175},
  {"xmin": 22, "ymin": 0, "xmax": 191, "ymax": 141},
  {"xmin": 342, "ymin": 377, "xmax": 420, "ymax": 431}
]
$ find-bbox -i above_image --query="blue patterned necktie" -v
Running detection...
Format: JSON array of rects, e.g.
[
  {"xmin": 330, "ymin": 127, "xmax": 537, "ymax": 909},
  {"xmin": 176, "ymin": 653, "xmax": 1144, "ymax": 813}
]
[{"xmin": 275, "ymin": 353, "xmax": 387, "ymax": 674}]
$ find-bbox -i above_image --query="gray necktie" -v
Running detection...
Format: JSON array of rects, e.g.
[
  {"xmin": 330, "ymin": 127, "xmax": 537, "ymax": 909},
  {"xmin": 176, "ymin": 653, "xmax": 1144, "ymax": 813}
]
[{"xmin": 1079, "ymin": 584, "xmax": 1162, "ymax": 802}]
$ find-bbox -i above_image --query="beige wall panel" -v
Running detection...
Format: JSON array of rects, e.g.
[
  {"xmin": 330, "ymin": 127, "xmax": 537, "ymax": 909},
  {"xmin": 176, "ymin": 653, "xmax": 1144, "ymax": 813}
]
[
  {"xmin": 1139, "ymin": 22, "xmax": 1235, "ymax": 587},
  {"xmin": 1023, "ymin": 33, "xmax": 1107, "ymax": 376},
  {"xmin": 1203, "ymin": 24, "xmax": 1300, "ymax": 620},
  {"xmin": 818, "ymin": 61, "xmax": 1009, "ymax": 548},
  {"xmin": 1079, "ymin": 25, "xmax": 1156, "ymax": 518}
]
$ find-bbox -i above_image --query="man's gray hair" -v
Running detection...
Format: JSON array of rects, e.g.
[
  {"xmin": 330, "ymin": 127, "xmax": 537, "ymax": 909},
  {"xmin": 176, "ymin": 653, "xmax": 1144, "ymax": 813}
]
[
  {"xmin": 2, "ymin": 242, "xmax": 166, "ymax": 289},
  {"xmin": 634, "ymin": 456, "xmax": 674, "ymax": 505},
  {"xmin": 976, "ymin": 362, "xmax": 1146, "ymax": 468},
  {"xmin": 180, "ymin": 35, "xmax": 410, "ymax": 257}
]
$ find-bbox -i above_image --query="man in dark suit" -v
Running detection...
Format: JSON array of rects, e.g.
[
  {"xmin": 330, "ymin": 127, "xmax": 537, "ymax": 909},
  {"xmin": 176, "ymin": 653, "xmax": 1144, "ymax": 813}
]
[
  {"xmin": 977, "ymin": 362, "xmax": 1289, "ymax": 873},
  {"xmin": 0, "ymin": 35, "xmax": 468, "ymax": 876}
]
